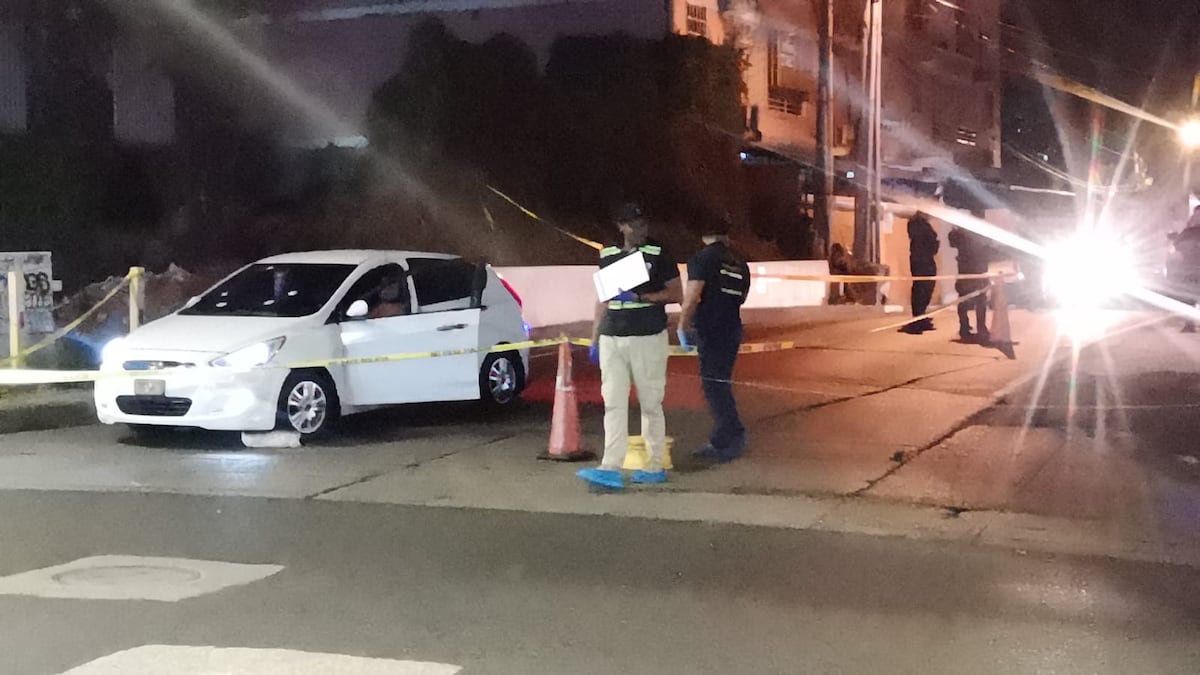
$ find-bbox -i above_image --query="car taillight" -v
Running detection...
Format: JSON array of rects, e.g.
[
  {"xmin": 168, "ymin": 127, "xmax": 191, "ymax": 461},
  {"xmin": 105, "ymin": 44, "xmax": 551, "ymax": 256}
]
[{"xmin": 499, "ymin": 277, "xmax": 523, "ymax": 309}]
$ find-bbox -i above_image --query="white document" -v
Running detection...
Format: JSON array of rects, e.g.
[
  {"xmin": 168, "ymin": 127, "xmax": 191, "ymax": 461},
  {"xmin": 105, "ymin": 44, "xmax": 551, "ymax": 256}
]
[{"xmin": 593, "ymin": 251, "xmax": 650, "ymax": 301}]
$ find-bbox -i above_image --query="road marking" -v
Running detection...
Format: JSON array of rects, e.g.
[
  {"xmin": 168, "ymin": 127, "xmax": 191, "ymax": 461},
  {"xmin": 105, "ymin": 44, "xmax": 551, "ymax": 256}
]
[
  {"xmin": 59, "ymin": 646, "xmax": 461, "ymax": 674},
  {"xmin": 0, "ymin": 555, "xmax": 283, "ymax": 601}
]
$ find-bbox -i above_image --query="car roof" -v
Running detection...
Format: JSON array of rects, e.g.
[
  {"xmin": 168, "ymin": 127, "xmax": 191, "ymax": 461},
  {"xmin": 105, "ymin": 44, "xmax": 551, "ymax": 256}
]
[{"xmin": 256, "ymin": 250, "xmax": 461, "ymax": 266}]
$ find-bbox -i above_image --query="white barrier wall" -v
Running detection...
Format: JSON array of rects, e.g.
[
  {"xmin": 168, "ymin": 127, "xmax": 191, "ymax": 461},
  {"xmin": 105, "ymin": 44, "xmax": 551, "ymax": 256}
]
[{"xmin": 496, "ymin": 261, "xmax": 830, "ymax": 328}]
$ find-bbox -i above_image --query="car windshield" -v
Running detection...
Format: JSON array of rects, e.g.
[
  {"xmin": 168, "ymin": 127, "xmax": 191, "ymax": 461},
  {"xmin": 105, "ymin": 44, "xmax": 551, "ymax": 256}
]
[{"xmin": 180, "ymin": 263, "xmax": 355, "ymax": 317}]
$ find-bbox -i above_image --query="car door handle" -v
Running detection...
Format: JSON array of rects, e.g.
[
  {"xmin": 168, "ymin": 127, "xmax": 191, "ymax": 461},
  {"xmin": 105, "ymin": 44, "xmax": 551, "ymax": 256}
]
[{"xmin": 438, "ymin": 323, "xmax": 468, "ymax": 331}]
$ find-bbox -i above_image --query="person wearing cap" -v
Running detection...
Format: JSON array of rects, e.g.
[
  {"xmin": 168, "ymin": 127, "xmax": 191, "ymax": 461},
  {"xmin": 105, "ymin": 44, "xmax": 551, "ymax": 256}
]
[
  {"xmin": 577, "ymin": 203, "xmax": 682, "ymax": 491},
  {"xmin": 678, "ymin": 217, "xmax": 751, "ymax": 462}
]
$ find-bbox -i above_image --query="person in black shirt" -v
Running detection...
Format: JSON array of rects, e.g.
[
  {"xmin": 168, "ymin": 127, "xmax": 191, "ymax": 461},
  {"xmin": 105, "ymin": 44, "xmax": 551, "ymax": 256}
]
[
  {"xmin": 678, "ymin": 217, "xmax": 751, "ymax": 462},
  {"xmin": 577, "ymin": 203, "xmax": 682, "ymax": 491},
  {"xmin": 949, "ymin": 225, "xmax": 990, "ymax": 342},
  {"xmin": 902, "ymin": 212, "xmax": 940, "ymax": 334}
]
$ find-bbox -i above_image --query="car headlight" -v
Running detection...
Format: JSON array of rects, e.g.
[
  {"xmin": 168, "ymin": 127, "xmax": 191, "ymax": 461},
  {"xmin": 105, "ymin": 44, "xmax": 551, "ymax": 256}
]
[
  {"xmin": 100, "ymin": 338, "xmax": 126, "ymax": 368},
  {"xmin": 210, "ymin": 337, "xmax": 287, "ymax": 369}
]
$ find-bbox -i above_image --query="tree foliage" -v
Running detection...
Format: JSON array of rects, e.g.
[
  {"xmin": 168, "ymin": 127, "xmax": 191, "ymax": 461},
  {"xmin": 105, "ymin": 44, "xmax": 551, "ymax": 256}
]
[{"xmin": 370, "ymin": 20, "xmax": 746, "ymax": 234}]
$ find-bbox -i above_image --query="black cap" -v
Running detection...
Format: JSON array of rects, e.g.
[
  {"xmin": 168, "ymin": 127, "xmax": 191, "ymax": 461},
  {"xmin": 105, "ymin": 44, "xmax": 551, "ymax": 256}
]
[
  {"xmin": 611, "ymin": 202, "xmax": 645, "ymax": 224},
  {"xmin": 701, "ymin": 212, "xmax": 733, "ymax": 237}
]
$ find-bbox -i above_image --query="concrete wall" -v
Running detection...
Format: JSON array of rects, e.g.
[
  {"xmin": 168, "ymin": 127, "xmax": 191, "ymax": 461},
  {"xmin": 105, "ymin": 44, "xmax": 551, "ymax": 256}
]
[{"xmin": 497, "ymin": 260, "xmax": 829, "ymax": 328}]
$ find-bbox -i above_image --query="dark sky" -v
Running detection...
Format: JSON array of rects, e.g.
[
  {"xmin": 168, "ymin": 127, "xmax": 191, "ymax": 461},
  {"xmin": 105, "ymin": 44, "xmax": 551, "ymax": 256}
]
[{"xmin": 1006, "ymin": 0, "xmax": 1200, "ymax": 108}]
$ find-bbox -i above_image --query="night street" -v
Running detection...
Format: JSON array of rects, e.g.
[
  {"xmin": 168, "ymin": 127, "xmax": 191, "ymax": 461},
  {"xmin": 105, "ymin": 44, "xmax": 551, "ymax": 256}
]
[
  {"xmin": 1, "ymin": 309, "xmax": 1199, "ymax": 672},
  {"xmin": 2, "ymin": 491, "xmax": 1198, "ymax": 675},
  {"xmin": 3, "ymin": 0, "xmax": 1200, "ymax": 672}
]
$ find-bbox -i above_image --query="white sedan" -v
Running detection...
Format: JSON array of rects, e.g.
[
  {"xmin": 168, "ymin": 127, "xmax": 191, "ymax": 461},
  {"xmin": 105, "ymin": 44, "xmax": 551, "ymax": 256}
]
[{"xmin": 95, "ymin": 250, "xmax": 530, "ymax": 437}]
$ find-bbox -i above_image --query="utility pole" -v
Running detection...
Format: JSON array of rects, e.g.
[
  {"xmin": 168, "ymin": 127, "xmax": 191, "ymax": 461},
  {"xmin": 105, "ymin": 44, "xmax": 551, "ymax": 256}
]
[
  {"xmin": 853, "ymin": 0, "xmax": 883, "ymax": 266},
  {"xmin": 814, "ymin": 0, "xmax": 834, "ymax": 259}
]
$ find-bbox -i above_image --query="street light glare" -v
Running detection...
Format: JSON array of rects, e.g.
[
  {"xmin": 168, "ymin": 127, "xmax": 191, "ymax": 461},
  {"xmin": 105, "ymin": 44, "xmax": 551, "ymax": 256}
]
[{"xmin": 1180, "ymin": 119, "xmax": 1200, "ymax": 148}]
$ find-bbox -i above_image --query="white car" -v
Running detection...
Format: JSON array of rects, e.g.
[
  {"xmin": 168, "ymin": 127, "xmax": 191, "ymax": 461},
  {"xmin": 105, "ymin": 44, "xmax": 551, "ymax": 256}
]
[{"xmin": 95, "ymin": 250, "xmax": 530, "ymax": 436}]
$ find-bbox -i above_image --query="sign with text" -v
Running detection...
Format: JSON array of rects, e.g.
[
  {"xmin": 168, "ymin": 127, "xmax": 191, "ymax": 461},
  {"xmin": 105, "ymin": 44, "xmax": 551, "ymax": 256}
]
[{"xmin": 0, "ymin": 251, "xmax": 58, "ymax": 334}]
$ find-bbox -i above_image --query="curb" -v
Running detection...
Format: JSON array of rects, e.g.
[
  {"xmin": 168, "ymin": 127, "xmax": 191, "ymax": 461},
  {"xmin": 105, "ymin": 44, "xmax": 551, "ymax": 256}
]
[{"xmin": 0, "ymin": 395, "xmax": 96, "ymax": 435}]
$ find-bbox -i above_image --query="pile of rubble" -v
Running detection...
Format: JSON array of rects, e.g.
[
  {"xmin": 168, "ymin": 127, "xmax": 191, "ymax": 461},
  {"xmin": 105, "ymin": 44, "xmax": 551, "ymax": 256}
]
[{"xmin": 48, "ymin": 264, "xmax": 217, "ymax": 367}]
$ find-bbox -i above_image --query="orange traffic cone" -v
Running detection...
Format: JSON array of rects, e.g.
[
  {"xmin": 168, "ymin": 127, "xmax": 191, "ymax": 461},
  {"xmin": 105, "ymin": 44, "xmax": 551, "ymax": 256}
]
[
  {"xmin": 990, "ymin": 277, "xmax": 1015, "ymax": 360},
  {"xmin": 539, "ymin": 340, "xmax": 595, "ymax": 461}
]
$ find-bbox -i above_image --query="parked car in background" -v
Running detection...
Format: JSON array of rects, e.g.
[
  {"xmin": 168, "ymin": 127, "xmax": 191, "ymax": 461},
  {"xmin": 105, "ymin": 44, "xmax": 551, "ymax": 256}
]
[{"xmin": 95, "ymin": 250, "xmax": 529, "ymax": 437}]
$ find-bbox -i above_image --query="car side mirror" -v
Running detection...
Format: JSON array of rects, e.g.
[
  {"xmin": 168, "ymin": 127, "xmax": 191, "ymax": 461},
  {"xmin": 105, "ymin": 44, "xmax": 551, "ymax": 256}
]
[{"xmin": 346, "ymin": 299, "xmax": 369, "ymax": 319}]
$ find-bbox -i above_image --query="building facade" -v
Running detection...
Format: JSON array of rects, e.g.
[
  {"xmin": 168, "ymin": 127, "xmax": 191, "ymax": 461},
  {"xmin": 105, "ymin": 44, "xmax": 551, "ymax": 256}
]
[{"xmin": 726, "ymin": 0, "xmax": 1001, "ymax": 177}]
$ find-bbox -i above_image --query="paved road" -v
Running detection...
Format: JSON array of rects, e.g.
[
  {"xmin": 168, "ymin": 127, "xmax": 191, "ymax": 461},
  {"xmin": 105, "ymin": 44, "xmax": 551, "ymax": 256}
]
[
  {"xmin": 3, "ymin": 309, "xmax": 1200, "ymax": 673},
  {"xmin": 2, "ymin": 490, "xmax": 1198, "ymax": 675}
]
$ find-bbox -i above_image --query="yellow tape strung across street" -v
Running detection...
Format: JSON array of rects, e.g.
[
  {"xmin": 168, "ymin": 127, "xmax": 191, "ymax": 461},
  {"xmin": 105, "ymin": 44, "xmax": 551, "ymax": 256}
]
[
  {"xmin": 0, "ymin": 272, "xmax": 133, "ymax": 367},
  {"xmin": 486, "ymin": 186, "xmax": 605, "ymax": 252},
  {"xmin": 869, "ymin": 286, "xmax": 991, "ymax": 334},
  {"xmin": 758, "ymin": 272, "xmax": 1001, "ymax": 284},
  {"xmin": 0, "ymin": 337, "xmax": 569, "ymax": 386},
  {"xmin": 0, "ymin": 271, "xmax": 1013, "ymax": 385},
  {"xmin": 286, "ymin": 337, "xmax": 567, "ymax": 369}
]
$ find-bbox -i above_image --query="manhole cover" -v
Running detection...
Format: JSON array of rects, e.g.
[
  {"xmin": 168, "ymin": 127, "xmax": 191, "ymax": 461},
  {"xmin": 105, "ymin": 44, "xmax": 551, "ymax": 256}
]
[{"xmin": 53, "ymin": 565, "xmax": 203, "ymax": 587}]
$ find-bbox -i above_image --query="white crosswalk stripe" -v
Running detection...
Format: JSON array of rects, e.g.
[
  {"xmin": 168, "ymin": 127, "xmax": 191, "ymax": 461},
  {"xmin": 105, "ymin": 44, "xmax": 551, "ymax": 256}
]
[{"xmin": 59, "ymin": 646, "xmax": 462, "ymax": 674}]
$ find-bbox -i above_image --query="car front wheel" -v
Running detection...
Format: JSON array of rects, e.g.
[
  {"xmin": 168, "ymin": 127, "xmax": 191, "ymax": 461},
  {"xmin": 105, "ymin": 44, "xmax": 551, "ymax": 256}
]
[{"xmin": 277, "ymin": 370, "xmax": 340, "ymax": 436}]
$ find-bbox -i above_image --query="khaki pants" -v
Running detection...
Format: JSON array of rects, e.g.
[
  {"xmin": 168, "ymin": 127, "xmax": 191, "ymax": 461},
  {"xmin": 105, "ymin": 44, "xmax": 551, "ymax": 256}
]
[{"xmin": 599, "ymin": 331, "xmax": 669, "ymax": 471}]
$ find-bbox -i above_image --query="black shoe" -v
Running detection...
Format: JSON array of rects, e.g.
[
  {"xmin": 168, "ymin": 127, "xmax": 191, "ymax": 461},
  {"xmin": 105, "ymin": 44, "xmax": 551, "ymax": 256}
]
[
  {"xmin": 899, "ymin": 323, "xmax": 923, "ymax": 334},
  {"xmin": 918, "ymin": 318, "xmax": 935, "ymax": 332}
]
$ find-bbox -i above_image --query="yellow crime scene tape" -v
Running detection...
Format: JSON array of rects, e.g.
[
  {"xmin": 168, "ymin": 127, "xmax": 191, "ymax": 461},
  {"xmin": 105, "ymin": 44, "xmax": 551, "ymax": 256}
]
[
  {"xmin": 0, "ymin": 271, "xmax": 134, "ymax": 368},
  {"xmin": 757, "ymin": 272, "xmax": 1000, "ymax": 283},
  {"xmin": 0, "ymin": 337, "xmax": 568, "ymax": 386},
  {"xmin": 487, "ymin": 186, "xmax": 605, "ymax": 252}
]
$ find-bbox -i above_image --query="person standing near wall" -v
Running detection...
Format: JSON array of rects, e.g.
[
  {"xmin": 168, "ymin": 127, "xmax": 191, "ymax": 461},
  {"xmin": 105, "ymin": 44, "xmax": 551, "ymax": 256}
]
[
  {"xmin": 578, "ymin": 203, "xmax": 682, "ymax": 491},
  {"xmin": 949, "ymin": 225, "xmax": 990, "ymax": 342},
  {"xmin": 678, "ymin": 217, "xmax": 752, "ymax": 463},
  {"xmin": 901, "ymin": 211, "xmax": 939, "ymax": 334}
]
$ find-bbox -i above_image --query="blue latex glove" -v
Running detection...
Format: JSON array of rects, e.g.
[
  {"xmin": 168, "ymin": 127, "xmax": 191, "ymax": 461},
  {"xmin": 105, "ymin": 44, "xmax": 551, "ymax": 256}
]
[
  {"xmin": 677, "ymin": 328, "xmax": 697, "ymax": 352},
  {"xmin": 588, "ymin": 342, "xmax": 601, "ymax": 365},
  {"xmin": 612, "ymin": 289, "xmax": 638, "ymax": 303}
]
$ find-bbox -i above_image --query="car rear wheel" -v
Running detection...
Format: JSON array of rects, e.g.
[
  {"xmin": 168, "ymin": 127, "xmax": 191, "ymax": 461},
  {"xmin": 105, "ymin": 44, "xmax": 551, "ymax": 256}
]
[
  {"xmin": 277, "ymin": 370, "xmax": 340, "ymax": 436},
  {"xmin": 480, "ymin": 352, "xmax": 524, "ymax": 408}
]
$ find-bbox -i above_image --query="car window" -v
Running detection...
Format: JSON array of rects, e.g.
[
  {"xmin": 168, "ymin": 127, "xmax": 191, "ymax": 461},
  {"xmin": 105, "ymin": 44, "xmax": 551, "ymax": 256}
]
[
  {"xmin": 406, "ymin": 258, "xmax": 477, "ymax": 309},
  {"xmin": 181, "ymin": 263, "xmax": 355, "ymax": 318},
  {"xmin": 334, "ymin": 263, "xmax": 410, "ymax": 321}
]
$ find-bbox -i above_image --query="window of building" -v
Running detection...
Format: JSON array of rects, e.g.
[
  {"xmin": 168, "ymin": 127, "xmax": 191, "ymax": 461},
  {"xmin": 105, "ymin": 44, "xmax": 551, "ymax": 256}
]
[
  {"xmin": 955, "ymin": 127, "xmax": 979, "ymax": 147},
  {"xmin": 767, "ymin": 32, "xmax": 806, "ymax": 116},
  {"xmin": 685, "ymin": 4, "xmax": 707, "ymax": 38}
]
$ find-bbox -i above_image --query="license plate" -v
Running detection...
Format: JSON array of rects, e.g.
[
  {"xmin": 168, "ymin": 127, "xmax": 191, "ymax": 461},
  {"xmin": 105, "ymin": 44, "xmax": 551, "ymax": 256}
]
[{"xmin": 134, "ymin": 379, "xmax": 166, "ymax": 396}]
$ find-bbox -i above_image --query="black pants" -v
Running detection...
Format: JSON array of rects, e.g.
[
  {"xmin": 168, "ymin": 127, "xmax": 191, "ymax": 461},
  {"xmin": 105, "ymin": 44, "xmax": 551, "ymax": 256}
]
[
  {"xmin": 698, "ymin": 328, "xmax": 745, "ymax": 451},
  {"xmin": 956, "ymin": 280, "xmax": 989, "ymax": 336},
  {"xmin": 911, "ymin": 280, "xmax": 935, "ymax": 318}
]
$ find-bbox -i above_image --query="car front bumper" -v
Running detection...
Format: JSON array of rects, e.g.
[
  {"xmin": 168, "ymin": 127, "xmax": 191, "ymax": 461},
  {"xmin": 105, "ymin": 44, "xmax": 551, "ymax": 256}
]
[{"xmin": 94, "ymin": 366, "xmax": 288, "ymax": 432}]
